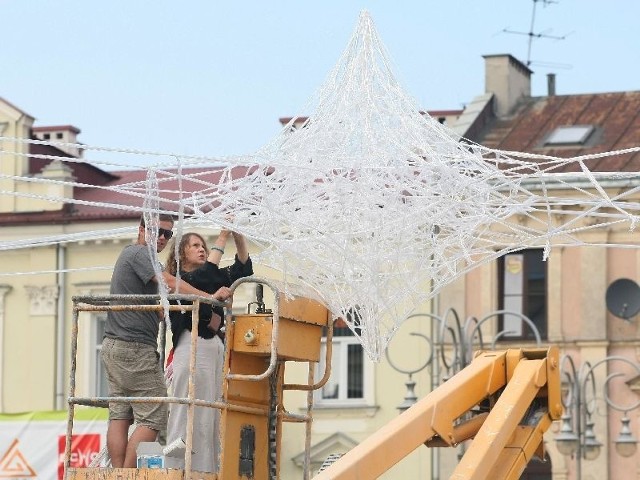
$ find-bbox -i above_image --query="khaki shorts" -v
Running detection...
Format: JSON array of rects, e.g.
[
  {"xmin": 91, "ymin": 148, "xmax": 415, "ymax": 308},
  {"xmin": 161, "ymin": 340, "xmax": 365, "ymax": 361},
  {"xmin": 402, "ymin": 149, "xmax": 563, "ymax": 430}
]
[{"xmin": 101, "ymin": 337, "xmax": 167, "ymax": 432}]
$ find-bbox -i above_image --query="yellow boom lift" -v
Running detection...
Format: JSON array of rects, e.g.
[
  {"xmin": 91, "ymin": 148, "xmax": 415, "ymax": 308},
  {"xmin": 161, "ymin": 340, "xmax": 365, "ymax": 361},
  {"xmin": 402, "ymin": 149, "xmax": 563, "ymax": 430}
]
[{"xmin": 64, "ymin": 278, "xmax": 561, "ymax": 480}]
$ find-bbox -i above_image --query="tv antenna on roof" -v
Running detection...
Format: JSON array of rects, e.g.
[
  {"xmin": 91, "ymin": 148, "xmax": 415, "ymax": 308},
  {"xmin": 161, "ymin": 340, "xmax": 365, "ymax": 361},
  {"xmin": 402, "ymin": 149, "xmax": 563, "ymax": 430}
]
[{"xmin": 502, "ymin": 0, "xmax": 570, "ymax": 67}]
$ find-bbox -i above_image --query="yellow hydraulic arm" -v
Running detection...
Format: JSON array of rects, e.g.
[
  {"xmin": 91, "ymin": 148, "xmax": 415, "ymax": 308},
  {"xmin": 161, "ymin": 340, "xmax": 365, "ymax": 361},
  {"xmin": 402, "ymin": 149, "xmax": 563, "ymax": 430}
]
[{"xmin": 313, "ymin": 347, "xmax": 562, "ymax": 480}]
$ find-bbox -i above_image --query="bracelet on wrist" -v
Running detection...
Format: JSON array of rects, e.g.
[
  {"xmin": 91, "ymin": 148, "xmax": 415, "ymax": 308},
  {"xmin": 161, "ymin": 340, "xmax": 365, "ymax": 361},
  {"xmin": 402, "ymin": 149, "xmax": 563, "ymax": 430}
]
[{"xmin": 211, "ymin": 246, "xmax": 225, "ymax": 254}]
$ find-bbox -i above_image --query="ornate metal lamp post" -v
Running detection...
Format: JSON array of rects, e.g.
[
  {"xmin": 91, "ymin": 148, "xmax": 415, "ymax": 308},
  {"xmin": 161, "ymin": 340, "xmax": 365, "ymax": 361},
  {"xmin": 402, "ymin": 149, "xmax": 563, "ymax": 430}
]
[
  {"xmin": 554, "ymin": 354, "xmax": 640, "ymax": 479},
  {"xmin": 386, "ymin": 308, "xmax": 543, "ymax": 412},
  {"xmin": 385, "ymin": 308, "xmax": 543, "ymax": 478}
]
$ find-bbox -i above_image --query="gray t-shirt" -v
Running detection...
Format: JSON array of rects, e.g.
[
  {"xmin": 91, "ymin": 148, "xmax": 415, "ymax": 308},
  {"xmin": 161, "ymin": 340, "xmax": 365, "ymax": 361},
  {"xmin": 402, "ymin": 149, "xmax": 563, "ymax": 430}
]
[{"xmin": 104, "ymin": 244, "xmax": 162, "ymax": 348}]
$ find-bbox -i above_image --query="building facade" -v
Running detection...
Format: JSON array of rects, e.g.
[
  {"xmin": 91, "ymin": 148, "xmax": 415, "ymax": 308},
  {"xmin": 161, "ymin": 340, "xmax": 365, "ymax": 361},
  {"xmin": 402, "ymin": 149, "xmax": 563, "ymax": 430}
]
[{"xmin": 438, "ymin": 54, "xmax": 640, "ymax": 480}]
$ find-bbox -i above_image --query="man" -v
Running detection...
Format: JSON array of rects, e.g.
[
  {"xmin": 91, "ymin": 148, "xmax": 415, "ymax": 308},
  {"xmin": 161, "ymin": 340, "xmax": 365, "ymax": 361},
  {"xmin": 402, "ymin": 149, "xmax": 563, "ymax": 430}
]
[{"xmin": 102, "ymin": 214, "xmax": 232, "ymax": 468}]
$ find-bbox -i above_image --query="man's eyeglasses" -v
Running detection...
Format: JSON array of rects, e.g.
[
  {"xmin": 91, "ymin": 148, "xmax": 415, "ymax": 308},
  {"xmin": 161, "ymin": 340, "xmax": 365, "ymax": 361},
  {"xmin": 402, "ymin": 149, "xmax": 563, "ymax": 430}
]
[{"xmin": 157, "ymin": 228, "xmax": 174, "ymax": 239}]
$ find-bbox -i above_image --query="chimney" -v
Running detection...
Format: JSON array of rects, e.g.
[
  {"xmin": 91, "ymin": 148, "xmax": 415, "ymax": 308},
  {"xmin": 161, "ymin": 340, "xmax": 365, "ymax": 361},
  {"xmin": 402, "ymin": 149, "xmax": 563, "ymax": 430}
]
[
  {"xmin": 483, "ymin": 54, "xmax": 533, "ymax": 117},
  {"xmin": 32, "ymin": 125, "xmax": 83, "ymax": 158},
  {"xmin": 547, "ymin": 73, "xmax": 556, "ymax": 96}
]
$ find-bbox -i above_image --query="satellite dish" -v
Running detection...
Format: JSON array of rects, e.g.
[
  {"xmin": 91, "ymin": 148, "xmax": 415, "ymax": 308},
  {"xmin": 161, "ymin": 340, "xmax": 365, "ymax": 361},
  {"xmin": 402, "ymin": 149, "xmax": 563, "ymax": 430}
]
[{"xmin": 606, "ymin": 278, "xmax": 640, "ymax": 320}]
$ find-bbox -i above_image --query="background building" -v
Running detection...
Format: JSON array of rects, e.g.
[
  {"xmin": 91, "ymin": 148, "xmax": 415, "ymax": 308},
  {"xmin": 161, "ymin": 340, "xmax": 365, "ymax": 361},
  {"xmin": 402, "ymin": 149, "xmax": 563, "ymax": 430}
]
[
  {"xmin": 438, "ymin": 54, "xmax": 640, "ymax": 480},
  {"xmin": 1, "ymin": 50, "xmax": 640, "ymax": 479}
]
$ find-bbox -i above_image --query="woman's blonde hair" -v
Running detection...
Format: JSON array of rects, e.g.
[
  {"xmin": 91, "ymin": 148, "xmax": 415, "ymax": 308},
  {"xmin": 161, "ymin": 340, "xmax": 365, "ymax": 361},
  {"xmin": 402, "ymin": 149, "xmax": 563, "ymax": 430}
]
[{"xmin": 166, "ymin": 232, "xmax": 208, "ymax": 276}]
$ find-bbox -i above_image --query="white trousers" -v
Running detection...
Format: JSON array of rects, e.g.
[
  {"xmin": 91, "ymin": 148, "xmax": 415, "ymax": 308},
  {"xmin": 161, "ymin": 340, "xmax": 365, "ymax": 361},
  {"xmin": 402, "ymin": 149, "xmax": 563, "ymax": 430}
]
[{"xmin": 165, "ymin": 330, "xmax": 224, "ymax": 473}]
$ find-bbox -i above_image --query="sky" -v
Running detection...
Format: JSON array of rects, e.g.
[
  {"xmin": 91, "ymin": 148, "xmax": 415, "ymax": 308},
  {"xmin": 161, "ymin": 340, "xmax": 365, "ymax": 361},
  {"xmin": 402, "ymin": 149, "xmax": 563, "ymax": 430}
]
[{"xmin": 2, "ymin": 0, "xmax": 639, "ymax": 167}]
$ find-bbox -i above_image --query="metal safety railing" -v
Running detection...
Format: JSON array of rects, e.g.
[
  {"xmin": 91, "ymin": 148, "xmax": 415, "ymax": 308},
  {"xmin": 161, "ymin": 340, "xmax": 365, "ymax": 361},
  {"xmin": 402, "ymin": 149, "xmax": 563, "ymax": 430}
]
[{"xmin": 64, "ymin": 277, "xmax": 333, "ymax": 480}]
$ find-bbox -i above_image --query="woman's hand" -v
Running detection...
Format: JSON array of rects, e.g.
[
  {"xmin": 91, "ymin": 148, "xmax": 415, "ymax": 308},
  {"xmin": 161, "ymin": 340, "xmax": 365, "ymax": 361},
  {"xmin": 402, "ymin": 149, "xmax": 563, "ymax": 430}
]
[{"xmin": 212, "ymin": 286, "xmax": 233, "ymax": 302}]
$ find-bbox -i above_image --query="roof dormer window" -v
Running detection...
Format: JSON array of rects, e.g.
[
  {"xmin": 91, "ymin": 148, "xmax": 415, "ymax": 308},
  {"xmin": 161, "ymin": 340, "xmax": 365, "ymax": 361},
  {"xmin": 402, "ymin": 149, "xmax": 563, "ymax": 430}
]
[{"xmin": 545, "ymin": 125, "xmax": 595, "ymax": 146}]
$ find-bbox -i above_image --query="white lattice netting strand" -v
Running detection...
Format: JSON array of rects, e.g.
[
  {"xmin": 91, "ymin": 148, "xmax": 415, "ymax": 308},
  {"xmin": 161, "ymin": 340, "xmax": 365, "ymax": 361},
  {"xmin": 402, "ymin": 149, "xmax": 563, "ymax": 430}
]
[{"xmin": 2, "ymin": 11, "xmax": 640, "ymax": 360}]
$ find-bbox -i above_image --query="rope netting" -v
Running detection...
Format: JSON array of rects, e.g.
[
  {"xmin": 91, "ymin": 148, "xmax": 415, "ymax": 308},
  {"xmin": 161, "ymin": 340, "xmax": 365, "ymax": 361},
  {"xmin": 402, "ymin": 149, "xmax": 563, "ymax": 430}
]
[{"xmin": 2, "ymin": 11, "xmax": 640, "ymax": 360}]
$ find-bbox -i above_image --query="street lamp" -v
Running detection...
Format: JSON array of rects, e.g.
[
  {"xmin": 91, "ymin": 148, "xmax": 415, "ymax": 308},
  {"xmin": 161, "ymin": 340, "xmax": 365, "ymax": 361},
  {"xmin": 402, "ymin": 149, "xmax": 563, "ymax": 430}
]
[
  {"xmin": 615, "ymin": 414, "xmax": 638, "ymax": 457},
  {"xmin": 554, "ymin": 355, "xmax": 640, "ymax": 478},
  {"xmin": 554, "ymin": 413, "xmax": 579, "ymax": 456},
  {"xmin": 386, "ymin": 308, "xmax": 543, "ymax": 411},
  {"xmin": 385, "ymin": 308, "xmax": 544, "ymax": 476}
]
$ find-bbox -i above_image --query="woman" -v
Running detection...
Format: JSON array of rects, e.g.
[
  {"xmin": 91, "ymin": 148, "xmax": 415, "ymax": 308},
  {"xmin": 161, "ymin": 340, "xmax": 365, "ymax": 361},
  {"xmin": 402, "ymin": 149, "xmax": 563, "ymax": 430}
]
[{"xmin": 164, "ymin": 229, "xmax": 253, "ymax": 473}]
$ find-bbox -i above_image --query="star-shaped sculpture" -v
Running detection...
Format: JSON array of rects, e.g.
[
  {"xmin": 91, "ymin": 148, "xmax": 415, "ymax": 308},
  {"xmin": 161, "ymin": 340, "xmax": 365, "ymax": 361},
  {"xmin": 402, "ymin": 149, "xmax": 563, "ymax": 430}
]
[
  {"xmin": 144, "ymin": 11, "xmax": 638, "ymax": 359},
  {"xmin": 3, "ymin": 11, "xmax": 640, "ymax": 361}
]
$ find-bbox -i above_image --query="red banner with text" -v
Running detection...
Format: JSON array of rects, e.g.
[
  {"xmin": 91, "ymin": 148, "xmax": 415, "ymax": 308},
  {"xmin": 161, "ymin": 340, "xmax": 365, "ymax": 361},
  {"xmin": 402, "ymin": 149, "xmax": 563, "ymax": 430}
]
[{"xmin": 0, "ymin": 410, "xmax": 107, "ymax": 480}]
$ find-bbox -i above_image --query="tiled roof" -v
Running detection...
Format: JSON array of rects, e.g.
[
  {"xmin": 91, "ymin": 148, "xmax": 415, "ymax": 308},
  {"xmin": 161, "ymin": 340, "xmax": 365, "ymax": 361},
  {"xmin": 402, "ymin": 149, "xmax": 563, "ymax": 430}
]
[
  {"xmin": 0, "ymin": 164, "xmax": 255, "ymax": 226},
  {"xmin": 5, "ymin": 91, "xmax": 639, "ymax": 226},
  {"xmin": 469, "ymin": 91, "xmax": 640, "ymax": 172},
  {"xmin": 28, "ymin": 142, "xmax": 118, "ymax": 184},
  {"xmin": 75, "ymin": 165, "xmax": 261, "ymax": 219},
  {"xmin": 72, "ymin": 166, "xmax": 231, "ymax": 219}
]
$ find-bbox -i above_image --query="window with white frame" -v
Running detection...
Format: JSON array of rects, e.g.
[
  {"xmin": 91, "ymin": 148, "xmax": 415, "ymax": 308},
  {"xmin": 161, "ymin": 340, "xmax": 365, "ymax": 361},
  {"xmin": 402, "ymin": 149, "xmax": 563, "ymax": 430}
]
[
  {"xmin": 316, "ymin": 311, "xmax": 373, "ymax": 406},
  {"xmin": 78, "ymin": 283, "xmax": 110, "ymax": 397},
  {"xmin": 497, "ymin": 249, "xmax": 547, "ymax": 340}
]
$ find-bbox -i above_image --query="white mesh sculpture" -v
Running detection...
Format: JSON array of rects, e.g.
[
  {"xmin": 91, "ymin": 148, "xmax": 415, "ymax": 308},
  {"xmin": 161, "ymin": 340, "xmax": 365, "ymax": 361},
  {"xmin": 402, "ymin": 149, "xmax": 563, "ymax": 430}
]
[{"xmin": 2, "ymin": 11, "xmax": 640, "ymax": 360}]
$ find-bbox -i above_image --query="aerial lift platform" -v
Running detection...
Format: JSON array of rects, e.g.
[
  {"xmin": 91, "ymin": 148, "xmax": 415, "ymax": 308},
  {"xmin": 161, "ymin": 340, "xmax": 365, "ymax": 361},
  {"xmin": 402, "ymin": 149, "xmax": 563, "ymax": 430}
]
[{"xmin": 63, "ymin": 278, "xmax": 561, "ymax": 480}]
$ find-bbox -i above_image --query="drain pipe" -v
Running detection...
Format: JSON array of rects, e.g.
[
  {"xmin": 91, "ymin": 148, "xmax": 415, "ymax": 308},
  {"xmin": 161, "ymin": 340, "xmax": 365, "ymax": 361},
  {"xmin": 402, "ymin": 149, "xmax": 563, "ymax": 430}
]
[
  {"xmin": 0, "ymin": 285, "xmax": 12, "ymax": 412},
  {"xmin": 430, "ymin": 289, "xmax": 440, "ymax": 480},
  {"xmin": 55, "ymin": 243, "xmax": 67, "ymax": 410}
]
